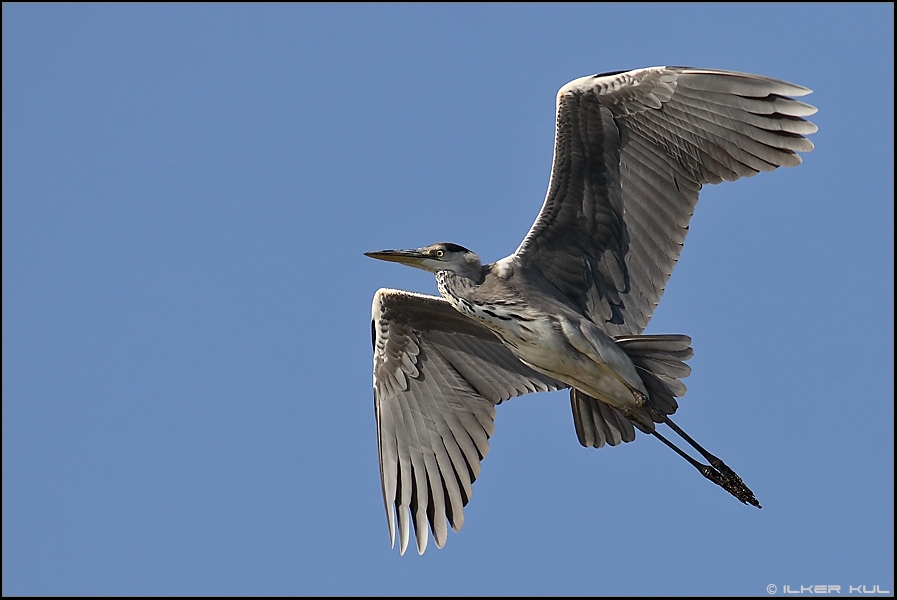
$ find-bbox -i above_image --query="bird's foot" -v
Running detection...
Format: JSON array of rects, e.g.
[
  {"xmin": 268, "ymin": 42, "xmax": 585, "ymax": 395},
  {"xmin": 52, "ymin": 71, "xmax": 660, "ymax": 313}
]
[{"xmin": 701, "ymin": 460, "xmax": 761, "ymax": 509}]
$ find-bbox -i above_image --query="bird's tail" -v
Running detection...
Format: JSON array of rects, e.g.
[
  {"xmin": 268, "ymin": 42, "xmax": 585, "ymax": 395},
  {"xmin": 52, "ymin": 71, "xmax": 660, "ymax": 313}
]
[
  {"xmin": 570, "ymin": 334, "xmax": 693, "ymax": 447},
  {"xmin": 615, "ymin": 334, "xmax": 693, "ymax": 421}
]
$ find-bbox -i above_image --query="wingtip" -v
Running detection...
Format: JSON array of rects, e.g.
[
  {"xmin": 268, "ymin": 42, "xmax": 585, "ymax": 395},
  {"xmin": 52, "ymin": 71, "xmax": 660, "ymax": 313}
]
[
  {"xmin": 415, "ymin": 513, "xmax": 429, "ymax": 555},
  {"xmin": 387, "ymin": 510, "xmax": 396, "ymax": 549}
]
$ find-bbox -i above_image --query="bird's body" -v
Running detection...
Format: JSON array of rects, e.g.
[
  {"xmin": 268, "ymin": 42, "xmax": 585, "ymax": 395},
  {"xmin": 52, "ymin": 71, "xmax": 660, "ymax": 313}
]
[
  {"xmin": 436, "ymin": 258, "xmax": 652, "ymax": 425},
  {"xmin": 365, "ymin": 66, "xmax": 817, "ymax": 555}
]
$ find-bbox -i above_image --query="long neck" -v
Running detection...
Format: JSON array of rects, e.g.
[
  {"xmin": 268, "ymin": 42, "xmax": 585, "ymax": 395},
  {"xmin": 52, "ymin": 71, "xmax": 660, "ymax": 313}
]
[
  {"xmin": 435, "ymin": 269, "xmax": 482, "ymax": 313},
  {"xmin": 435, "ymin": 266, "xmax": 535, "ymax": 346}
]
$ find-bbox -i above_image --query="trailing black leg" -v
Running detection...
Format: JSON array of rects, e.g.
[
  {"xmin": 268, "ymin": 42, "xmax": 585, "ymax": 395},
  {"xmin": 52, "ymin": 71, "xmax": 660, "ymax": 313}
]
[
  {"xmin": 613, "ymin": 334, "xmax": 760, "ymax": 508},
  {"xmin": 650, "ymin": 423, "xmax": 761, "ymax": 508},
  {"xmin": 661, "ymin": 416, "xmax": 760, "ymax": 508}
]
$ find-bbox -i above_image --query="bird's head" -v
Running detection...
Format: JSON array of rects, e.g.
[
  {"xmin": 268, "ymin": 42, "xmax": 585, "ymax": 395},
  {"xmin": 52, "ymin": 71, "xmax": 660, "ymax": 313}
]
[{"xmin": 365, "ymin": 242, "xmax": 483, "ymax": 282}]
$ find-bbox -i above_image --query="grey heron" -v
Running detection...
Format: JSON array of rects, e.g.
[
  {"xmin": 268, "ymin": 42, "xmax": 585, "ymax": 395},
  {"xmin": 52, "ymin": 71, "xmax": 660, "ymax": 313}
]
[{"xmin": 365, "ymin": 66, "xmax": 817, "ymax": 555}]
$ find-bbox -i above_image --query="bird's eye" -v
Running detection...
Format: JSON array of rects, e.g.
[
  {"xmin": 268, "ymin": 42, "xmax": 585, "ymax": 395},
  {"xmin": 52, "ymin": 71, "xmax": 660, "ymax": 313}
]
[{"xmin": 435, "ymin": 249, "xmax": 445, "ymax": 258}]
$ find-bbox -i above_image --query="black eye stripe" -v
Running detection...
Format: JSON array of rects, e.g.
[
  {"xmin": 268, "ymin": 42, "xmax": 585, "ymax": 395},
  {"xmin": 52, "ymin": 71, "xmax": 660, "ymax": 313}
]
[{"xmin": 441, "ymin": 243, "xmax": 470, "ymax": 253}]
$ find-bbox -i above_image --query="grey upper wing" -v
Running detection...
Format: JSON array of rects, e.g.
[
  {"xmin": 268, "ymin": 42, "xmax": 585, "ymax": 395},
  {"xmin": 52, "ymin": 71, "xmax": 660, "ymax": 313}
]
[
  {"xmin": 514, "ymin": 67, "xmax": 817, "ymax": 336},
  {"xmin": 371, "ymin": 288, "xmax": 566, "ymax": 555}
]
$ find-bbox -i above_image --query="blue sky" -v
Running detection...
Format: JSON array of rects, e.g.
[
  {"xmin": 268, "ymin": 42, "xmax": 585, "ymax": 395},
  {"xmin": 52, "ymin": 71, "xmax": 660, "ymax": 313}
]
[{"xmin": 3, "ymin": 3, "xmax": 893, "ymax": 596}]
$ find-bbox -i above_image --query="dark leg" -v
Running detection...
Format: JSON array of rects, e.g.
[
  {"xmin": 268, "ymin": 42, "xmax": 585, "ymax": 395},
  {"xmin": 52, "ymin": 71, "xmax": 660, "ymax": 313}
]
[{"xmin": 650, "ymin": 420, "xmax": 761, "ymax": 508}]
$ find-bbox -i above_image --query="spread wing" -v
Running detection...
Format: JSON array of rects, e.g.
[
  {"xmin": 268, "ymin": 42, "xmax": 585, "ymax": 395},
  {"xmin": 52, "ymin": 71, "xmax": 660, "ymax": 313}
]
[
  {"xmin": 514, "ymin": 66, "xmax": 817, "ymax": 336},
  {"xmin": 371, "ymin": 288, "xmax": 566, "ymax": 555}
]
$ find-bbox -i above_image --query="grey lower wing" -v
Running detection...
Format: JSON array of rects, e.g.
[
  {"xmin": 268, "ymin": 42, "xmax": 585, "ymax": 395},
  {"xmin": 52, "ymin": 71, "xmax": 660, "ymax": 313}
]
[{"xmin": 371, "ymin": 289, "xmax": 566, "ymax": 555}]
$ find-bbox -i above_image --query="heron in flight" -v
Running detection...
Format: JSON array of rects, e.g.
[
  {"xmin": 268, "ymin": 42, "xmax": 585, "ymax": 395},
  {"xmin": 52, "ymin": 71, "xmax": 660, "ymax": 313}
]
[{"xmin": 365, "ymin": 66, "xmax": 816, "ymax": 555}]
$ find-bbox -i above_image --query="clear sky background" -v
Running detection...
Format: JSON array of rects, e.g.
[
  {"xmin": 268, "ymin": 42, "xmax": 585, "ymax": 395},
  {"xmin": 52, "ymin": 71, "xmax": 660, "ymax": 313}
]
[{"xmin": 3, "ymin": 3, "xmax": 893, "ymax": 596}]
